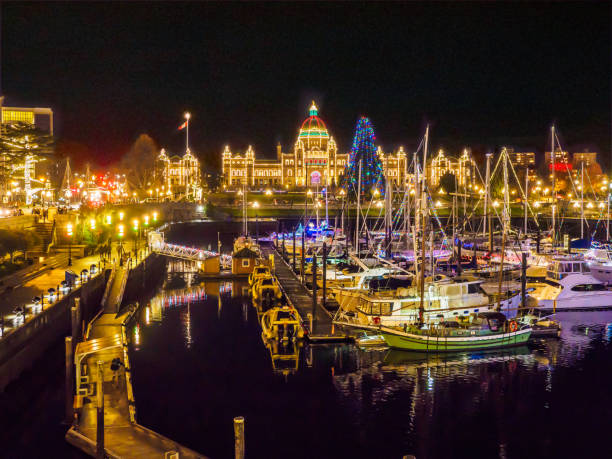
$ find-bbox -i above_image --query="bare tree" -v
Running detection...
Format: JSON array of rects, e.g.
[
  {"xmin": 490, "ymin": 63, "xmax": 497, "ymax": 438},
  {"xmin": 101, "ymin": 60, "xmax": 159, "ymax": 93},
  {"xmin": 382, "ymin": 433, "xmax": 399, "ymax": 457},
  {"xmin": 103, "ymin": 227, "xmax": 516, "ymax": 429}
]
[{"xmin": 120, "ymin": 134, "xmax": 158, "ymax": 192}]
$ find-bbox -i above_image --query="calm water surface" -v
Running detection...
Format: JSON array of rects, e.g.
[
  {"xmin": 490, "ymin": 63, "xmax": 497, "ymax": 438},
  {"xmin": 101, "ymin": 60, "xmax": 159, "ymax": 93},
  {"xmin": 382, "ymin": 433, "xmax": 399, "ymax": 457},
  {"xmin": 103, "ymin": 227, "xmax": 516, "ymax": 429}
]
[{"xmin": 129, "ymin": 264, "xmax": 612, "ymax": 459}]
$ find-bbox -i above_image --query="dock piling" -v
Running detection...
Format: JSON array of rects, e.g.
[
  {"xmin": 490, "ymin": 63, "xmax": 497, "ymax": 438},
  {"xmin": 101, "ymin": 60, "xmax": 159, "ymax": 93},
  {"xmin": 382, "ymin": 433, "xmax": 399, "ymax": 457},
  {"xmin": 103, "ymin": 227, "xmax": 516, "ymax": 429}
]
[
  {"xmin": 234, "ymin": 416, "xmax": 245, "ymax": 459},
  {"xmin": 322, "ymin": 242, "xmax": 327, "ymax": 310},
  {"xmin": 96, "ymin": 360, "xmax": 105, "ymax": 459},
  {"xmin": 64, "ymin": 336, "xmax": 73, "ymax": 424},
  {"xmin": 292, "ymin": 228, "xmax": 296, "ymax": 272},
  {"xmin": 301, "ymin": 230, "xmax": 305, "ymax": 284},
  {"xmin": 312, "ymin": 251, "xmax": 317, "ymax": 327}
]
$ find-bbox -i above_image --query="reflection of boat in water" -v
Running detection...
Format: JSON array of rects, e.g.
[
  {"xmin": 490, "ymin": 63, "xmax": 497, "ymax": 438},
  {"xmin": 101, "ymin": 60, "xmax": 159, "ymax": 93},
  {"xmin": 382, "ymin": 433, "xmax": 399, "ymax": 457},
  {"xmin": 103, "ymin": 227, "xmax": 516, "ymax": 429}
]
[
  {"xmin": 356, "ymin": 332, "xmax": 386, "ymax": 348},
  {"xmin": 252, "ymin": 277, "xmax": 282, "ymax": 310},
  {"xmin": 382, "ymin": 345, "xmax": 532, "ymax": 368},
  {"xmin": 261, "ymin": 306, "xmax": 306, "ymax": 341},
  {"xmin": 262, "ymin": 337, "xmax": 303, "ymax": 378}
]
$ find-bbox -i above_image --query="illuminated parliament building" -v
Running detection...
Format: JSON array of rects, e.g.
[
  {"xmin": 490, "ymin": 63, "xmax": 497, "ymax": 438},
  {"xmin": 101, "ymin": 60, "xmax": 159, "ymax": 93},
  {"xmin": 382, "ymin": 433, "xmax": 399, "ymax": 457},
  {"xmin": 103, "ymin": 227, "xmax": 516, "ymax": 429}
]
[{"xmin": 221, "ymin": 103, "xmax": 412, "ymax": 190}]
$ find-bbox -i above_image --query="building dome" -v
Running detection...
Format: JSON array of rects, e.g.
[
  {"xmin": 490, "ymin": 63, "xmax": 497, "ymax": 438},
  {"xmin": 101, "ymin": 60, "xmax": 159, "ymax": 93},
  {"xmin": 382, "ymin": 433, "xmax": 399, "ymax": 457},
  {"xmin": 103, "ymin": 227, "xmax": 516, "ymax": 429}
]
[{"xmin": 298, "ymin": 102, "xmax": 329, "ymax": 148}]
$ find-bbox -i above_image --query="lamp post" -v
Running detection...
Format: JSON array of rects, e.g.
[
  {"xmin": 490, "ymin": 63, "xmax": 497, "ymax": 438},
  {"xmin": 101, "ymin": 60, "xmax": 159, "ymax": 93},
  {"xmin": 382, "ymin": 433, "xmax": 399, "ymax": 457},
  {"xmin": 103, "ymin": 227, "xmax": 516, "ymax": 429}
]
[
  {"xmin": 117, "ymin": 224, "xmax": 125, "ymax": 266},
  {"xmin": 133, "ymin": 219, "xmax": 139, "ymax": 263},
  {"xmin": 252, "ymin": 202, "xmax": 260, "ymax": 243},
  {"xmin": 67, "ymin": 222, "xmax": 73, "ymax": 267}
]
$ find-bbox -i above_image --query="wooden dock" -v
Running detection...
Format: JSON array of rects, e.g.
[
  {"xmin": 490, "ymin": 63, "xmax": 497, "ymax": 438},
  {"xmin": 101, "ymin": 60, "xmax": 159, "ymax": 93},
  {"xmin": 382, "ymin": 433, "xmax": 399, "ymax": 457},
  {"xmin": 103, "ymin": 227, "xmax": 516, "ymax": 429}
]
[{"xmin": 260, "ymin": 243, "xmax": 352, "ymax": 342}]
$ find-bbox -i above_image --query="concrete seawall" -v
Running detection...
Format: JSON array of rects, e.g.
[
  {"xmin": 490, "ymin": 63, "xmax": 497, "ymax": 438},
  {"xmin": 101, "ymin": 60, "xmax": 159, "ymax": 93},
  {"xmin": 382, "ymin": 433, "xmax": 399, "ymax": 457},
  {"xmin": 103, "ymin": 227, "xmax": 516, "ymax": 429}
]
[{"xmin": 0, "ymin": 271, "xmax": 108, "ymax": 392}]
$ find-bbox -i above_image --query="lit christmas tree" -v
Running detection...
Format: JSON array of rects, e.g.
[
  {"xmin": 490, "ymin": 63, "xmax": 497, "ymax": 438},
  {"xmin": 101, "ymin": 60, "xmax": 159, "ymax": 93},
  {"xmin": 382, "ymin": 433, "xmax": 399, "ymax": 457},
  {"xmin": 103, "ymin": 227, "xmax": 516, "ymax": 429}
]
[{"xmin": 342, "ymin": 117, "xmax": 385, "ymax": 194}]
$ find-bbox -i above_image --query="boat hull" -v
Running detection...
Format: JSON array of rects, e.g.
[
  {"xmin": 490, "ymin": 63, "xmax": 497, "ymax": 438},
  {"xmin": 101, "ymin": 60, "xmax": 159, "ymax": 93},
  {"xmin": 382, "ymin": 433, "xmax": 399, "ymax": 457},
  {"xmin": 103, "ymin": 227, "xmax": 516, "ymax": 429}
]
[{"xmin": 379, "ymin": 327, "xmax": 532, "ymax": 352}]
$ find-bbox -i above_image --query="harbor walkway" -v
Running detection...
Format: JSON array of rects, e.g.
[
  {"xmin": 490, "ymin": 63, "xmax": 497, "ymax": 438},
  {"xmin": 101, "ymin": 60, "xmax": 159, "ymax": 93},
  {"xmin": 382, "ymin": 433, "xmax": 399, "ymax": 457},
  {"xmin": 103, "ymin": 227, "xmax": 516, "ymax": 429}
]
[{"xmin": 66, "ymin": 257, "xmax": 206, "ymax": 458}]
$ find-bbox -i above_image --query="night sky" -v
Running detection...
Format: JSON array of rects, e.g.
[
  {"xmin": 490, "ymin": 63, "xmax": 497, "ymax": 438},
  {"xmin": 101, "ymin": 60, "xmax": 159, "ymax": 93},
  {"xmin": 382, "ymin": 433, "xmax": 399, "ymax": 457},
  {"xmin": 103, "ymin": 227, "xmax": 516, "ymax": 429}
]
[{"xmin": 2, "ymin": 2, "xmax": 610, "ymax": 170}]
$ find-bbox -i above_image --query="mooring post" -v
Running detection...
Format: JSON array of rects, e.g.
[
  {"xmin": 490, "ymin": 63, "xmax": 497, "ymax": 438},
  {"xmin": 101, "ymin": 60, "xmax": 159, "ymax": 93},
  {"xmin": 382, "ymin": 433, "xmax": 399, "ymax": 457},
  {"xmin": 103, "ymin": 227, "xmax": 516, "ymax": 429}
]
[
  {"xmin": 71, "ymin": 299, "xmax": 81, "ymax": 354},
  {"xmin": 292, "ymin": 227, "xmax": 296, "ymax": 272},
  {"xmin": 301, "ymin": 229, "xmax": 305, "ymax": 284},
  {"xmin": 64, "ymin": 337, "xmax": 73, "ymax": 424},
  {"xmin": 521, "ymin": 252, "xmax": 527, "ymax": 311},
  {"xmin": 322, "ymin": 242, "xmax": 327, "ymax": 310},
  {"xmin": 307, "ymin": 312, "xmax": 313, "ymax": 334},
  {"xmin": 281, "ymin": 223, "xmax": 286, "ymax": 259},
  {"xmin": 312, "ymin": 251, "xmax": 317, "ymax": 327},
  {"xmin": 234, "ymin": 416, "xmax": 245, "ymax": 459},
  {"xmin": 96, "ymin": 361, "xmax": 105, "ymax": 459}
]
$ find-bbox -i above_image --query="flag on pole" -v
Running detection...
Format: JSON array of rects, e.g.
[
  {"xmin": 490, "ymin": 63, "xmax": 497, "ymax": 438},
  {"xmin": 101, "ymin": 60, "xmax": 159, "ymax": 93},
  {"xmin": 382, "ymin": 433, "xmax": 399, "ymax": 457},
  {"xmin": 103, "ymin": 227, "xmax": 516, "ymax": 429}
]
[{"xmin": 178, "ymin": 120, "xmax": 188, "ymax": 130}]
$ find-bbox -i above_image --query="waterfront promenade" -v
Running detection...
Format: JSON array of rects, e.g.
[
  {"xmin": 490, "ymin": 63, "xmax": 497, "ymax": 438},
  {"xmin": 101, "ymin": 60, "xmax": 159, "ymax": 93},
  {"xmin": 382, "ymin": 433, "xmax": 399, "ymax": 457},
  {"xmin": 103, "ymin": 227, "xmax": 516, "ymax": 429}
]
[
  {"xmin": 67, "ymin": 307, "xmax": 205, "ymax": 458},
  {"xmin": 65, "ymin": 250, "xmax": 206, "ymax": 458}
]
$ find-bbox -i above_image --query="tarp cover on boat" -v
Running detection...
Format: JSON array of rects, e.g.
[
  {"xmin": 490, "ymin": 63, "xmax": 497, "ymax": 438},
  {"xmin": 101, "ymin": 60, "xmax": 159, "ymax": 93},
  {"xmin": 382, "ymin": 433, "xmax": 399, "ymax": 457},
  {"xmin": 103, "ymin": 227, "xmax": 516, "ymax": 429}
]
[{"xmin": 369, "ymin": 276, "xmax": 414, "ymax": 291}]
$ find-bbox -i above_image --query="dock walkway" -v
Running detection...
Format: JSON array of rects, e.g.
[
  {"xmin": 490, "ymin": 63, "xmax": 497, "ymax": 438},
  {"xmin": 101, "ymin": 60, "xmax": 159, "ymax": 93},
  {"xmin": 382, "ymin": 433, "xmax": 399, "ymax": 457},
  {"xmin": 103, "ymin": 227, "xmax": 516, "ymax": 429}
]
[{"xmin": 261, "ymin": 244, "xmax": 349, "ymax": 340}]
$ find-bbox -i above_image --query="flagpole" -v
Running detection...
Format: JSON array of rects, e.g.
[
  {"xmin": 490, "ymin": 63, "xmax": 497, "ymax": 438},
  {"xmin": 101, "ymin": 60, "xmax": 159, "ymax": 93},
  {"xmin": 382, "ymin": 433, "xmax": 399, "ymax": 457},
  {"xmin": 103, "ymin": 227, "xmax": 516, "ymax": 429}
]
[{"xmin": 184, "ymin": 112, "xmax": 191, "ymax": 152}]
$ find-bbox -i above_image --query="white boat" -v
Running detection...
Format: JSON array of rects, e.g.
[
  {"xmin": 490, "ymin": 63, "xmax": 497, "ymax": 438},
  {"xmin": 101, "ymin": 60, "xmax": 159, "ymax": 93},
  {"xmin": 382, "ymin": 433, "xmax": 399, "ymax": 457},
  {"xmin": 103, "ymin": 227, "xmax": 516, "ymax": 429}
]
[
  {"xmin": 530, "ymin": 273, "xmax": 612, "ymax": 310},
  {"xmin": 333, "ymin": 275, "xmax": 522, "ymax": 331}
]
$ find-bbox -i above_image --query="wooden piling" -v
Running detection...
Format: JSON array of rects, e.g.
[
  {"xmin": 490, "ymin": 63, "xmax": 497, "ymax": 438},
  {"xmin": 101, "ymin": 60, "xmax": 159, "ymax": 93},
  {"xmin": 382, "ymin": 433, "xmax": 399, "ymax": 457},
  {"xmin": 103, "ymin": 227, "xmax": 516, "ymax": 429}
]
[
  {"xmin": 312, "ymin": 251, "xmax": 317, "ymax": 327},
  {"xmin": 322, "ymin": 242, "xmax": 327, "ymax": 310},
  {"xmin": 65, "ymin": 337, "xmax": 73, "ymax": 424},
  {"xmin": 292, "ymin": 228, "xmax": 296, "ymax": 272},
  {"xmin": 521, "ymin": 252, "xmax": 527, "ymax": 310},
  {"xmin": 234, "ymin": 416, "xmax": 245, "ymax": 459},
  {"xmin": 96, "ymin": 361, "xmax": 105, "ymax": 459},
  {"xmin": 457, "ymin": 240, "xmax": 462, "ymax": 276},
  {"xmin": 301, "ymin": 229, "xmax": 305, "ymax": 284}
]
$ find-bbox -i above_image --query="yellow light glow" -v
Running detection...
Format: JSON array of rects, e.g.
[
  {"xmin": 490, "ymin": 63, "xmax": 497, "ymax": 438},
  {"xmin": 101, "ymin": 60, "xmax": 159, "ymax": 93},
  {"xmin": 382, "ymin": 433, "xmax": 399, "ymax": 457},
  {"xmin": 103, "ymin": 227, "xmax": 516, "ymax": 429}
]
[
  {"xmin": 67, "ymin": 223, "xmax": 73, "ymax": 236},
  {"xmin": 265, "ymin": 189, "xmax": 272, "ymax": 196},
  {"xmin": 89, "ymin": 219, "xmax": 95, "ymax": 230},
  {"xmin": 119, "ymin": 211, "xmax": 124, "ymax": 221},
  {"xmin": 252, "ymin": 201, "xmax": 260, "ymax": 208}
]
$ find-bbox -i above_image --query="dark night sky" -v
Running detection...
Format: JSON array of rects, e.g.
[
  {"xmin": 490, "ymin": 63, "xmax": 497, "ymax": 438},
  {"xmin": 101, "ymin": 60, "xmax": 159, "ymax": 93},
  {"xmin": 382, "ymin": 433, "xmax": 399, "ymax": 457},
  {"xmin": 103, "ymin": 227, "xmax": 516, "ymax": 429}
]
[{"xmin": 1, "ymin": 2, "xmax": 610, "ymax": 170}]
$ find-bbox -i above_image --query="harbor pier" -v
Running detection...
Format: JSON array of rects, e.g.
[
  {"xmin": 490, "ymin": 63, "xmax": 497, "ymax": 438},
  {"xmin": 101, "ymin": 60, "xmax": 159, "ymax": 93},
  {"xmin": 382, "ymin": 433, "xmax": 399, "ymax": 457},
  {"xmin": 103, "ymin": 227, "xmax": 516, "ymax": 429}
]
[{"xmin": 261, "ymin": 243, "xmax": 352, "ymax": 342}]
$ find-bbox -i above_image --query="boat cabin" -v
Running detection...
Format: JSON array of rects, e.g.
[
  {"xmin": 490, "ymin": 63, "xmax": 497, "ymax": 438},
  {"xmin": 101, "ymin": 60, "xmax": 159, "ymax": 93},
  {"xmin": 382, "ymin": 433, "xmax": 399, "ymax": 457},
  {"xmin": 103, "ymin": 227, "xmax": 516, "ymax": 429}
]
[{"xmin": 546, "ymin": 257, "xmax": 590, "ymax": 281}]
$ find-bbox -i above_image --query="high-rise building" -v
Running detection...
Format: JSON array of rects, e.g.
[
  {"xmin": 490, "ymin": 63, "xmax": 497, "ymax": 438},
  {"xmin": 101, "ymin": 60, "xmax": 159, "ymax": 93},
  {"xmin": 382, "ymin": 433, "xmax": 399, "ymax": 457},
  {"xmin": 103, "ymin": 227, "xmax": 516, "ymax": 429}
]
[
  {"xmin": 545, "ymin": 149, "xmax": 571, "ymax": 171},
  {"xmin": 0, "ymin": 96, "xmax": 54, "ymax": 134},
  {"xmin": 572, "ymin": 151, "xmax": 597, "ymax": 168},
  {"xmin": 507, "ymin": 149, "xmax": 535, "ymax": 168}
]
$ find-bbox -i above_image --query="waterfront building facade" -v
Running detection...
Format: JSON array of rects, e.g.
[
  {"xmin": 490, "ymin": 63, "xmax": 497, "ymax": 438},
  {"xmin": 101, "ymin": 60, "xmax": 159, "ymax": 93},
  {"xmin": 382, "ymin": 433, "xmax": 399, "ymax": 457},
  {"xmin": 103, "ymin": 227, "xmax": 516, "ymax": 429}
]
[
  {"xmin": 427, "ymin": 149, "xmax": 476, "ymax": 188},
  {"xmin": 155, "ymin": 148, "xmax": 202, "ymax": 199}
]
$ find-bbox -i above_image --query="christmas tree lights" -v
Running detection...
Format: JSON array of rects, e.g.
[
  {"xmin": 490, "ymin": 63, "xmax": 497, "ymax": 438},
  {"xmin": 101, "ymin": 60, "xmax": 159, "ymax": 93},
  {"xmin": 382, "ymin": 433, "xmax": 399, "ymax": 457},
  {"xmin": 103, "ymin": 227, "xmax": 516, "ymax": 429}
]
[{"xmin": 342, "ymin": 117, "xmax": 385, "ymax": 194}]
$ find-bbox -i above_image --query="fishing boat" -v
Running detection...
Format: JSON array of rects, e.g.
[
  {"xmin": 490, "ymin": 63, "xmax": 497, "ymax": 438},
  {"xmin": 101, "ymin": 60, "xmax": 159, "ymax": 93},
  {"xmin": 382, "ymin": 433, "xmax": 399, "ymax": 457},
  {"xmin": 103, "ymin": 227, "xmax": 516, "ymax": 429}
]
[
  {"xmin": 261, "ymin": 306, "xmax": 305, "ymax": 341},
  {"xmin": 378, "ymin": 312, "xmax": 531, "ymax": 351}
]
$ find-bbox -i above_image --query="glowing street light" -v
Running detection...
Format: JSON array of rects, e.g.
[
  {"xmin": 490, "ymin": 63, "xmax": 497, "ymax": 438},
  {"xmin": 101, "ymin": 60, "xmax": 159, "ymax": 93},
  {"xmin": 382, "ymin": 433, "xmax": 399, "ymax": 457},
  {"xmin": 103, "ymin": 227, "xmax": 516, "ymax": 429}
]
[
  {"xmin": 119, "ymin": 211, "xmax": 124, "ymax": 221},
  {"xmin": 152, "ymin": 211, "xmax": 158, "ymax": 222},
  {"xmin": 265, "ymin": 189, "xmax": 272, "ymax": 196},
  {"xmin": 89, "ymin": 218, "xmax": 96, "ymax": 230},
  {"xmin": 67, "ymin": 223, "xmax": 73, "ymax": 266},
  {"xmin": 252, "ymin": 201, "xmax": 260, "ymax": 209}
]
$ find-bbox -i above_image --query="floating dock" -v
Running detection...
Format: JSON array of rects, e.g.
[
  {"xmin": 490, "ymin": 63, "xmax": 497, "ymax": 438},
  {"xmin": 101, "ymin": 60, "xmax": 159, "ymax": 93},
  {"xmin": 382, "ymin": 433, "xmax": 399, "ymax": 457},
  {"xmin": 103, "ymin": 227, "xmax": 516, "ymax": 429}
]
[{"xmin": 260, "ymin": 243, "xmax": 353, "ymax": 342}]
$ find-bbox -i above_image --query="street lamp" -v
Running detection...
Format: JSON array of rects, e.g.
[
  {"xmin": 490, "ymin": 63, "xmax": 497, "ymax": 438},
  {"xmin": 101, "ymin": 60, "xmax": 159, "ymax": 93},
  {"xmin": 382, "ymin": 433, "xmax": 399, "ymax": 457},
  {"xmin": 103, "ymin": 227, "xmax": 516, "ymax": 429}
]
[
  {"xmin": 133, "ymin": 219, "xmax": 139, "ymax": 262},
  {"xmin": 67, "ymin": 223, "xmax": 73, "ymax": 266},
  {"xmin": 152, "ymin": 211, "xmax": 158, "ymax": 223},
  {"xmin": 117, "ymin": 223, "xmax": 125, "ymax": 266},
  {"xmin": 253, "ymin": 201, "xmax": 260, "ymax": 242},
  {"xmin": 119, "ymin": 211, "xmax": 124, "ymax": 221}
]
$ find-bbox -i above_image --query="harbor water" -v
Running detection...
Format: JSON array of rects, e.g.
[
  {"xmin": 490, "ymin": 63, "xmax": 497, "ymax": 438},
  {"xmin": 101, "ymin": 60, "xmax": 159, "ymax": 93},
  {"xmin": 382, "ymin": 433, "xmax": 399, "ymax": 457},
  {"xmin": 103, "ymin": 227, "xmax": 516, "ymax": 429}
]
[
  {"xmin": 1, "ymin": 220, "xmax": 611, "ymax": 458},
  {"xmin": 127, "ymin": 222, "xmax": 612, "ymax": 459}
]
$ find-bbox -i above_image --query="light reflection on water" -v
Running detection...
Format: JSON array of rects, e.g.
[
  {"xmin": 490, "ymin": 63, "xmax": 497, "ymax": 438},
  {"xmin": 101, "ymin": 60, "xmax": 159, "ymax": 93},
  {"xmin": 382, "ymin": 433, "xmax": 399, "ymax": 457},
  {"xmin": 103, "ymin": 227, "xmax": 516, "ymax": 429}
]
[{"xmin": 129, "ymin": 279, "xmax": 612, "ymax": 459}]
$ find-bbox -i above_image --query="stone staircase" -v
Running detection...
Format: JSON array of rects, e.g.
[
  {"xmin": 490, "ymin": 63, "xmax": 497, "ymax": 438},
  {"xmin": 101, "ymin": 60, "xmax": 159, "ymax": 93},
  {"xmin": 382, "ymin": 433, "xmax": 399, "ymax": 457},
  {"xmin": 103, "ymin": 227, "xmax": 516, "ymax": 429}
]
[{"xmin": 28, "ymin": 221, "xmax": 55, "ymax": 255}]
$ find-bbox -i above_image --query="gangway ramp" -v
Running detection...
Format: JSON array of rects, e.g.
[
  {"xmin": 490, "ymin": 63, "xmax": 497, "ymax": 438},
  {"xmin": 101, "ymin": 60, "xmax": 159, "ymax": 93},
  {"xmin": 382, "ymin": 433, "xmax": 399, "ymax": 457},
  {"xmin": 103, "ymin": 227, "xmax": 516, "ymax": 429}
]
[{"xmin": 101, "ymin": 266, "xmax": 129, "ymax": 313}]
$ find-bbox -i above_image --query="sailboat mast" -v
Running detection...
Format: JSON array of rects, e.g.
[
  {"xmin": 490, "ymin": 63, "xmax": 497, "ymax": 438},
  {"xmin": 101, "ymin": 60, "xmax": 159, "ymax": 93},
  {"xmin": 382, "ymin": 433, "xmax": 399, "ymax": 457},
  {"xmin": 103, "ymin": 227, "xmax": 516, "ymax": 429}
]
[
  {"xmin": 355, "ymin": 160, "xmax": 362, "ymax": 256},
  {"xmin": 496, "ymin": 149, "xmax": 510, "ymax": 311},
  {"xmin": 580, "ymin": 161, "xmax": 584, "ymax": 239},
  {"xmin": 524, "ymin": 167, "xmax": 529, "ymax": 236},
  {"xmin": 418, "ymin": 125, "xmax": 429, "ymax": 324},
  {"xmin": 551, "ymin": 125, "xmax": 556, "ymax": 243},
  {"xmin": 485, "ymin": 153, "xmax": 493, "ymax": 249}
]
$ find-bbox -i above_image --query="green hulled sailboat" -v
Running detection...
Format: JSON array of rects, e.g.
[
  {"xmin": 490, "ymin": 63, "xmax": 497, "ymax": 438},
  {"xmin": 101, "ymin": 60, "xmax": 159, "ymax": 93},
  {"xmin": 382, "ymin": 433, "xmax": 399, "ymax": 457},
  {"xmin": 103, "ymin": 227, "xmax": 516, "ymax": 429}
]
[{"xmin": 379, "ymin": 312, "xmax": 531, "ymax": 352}]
